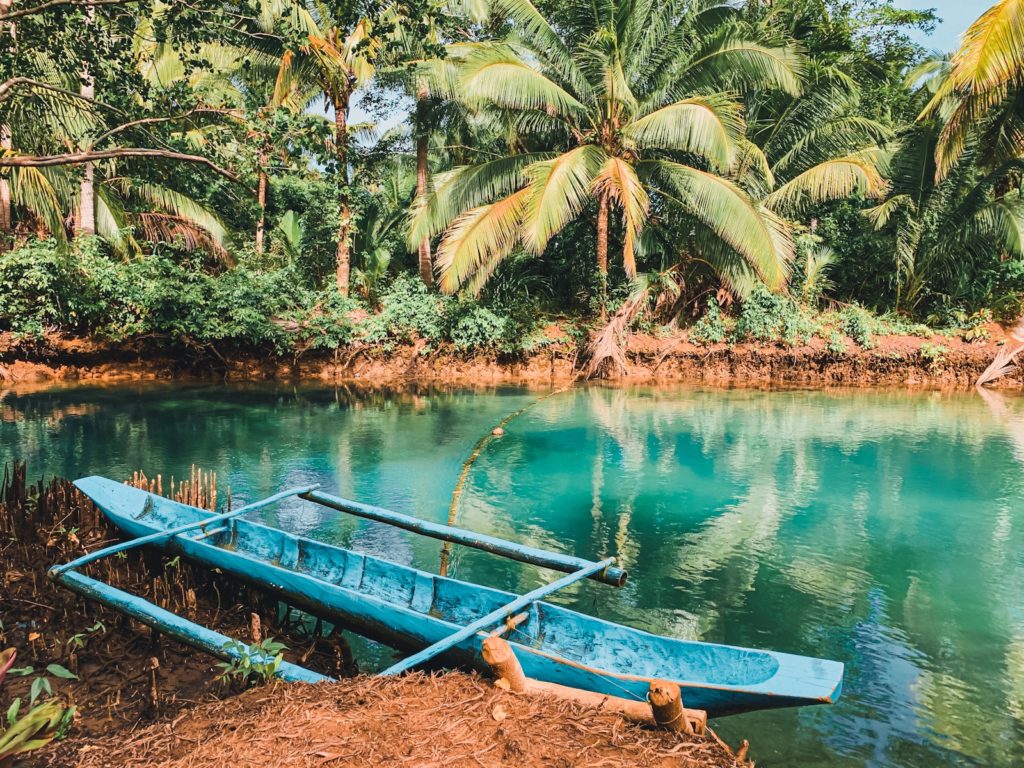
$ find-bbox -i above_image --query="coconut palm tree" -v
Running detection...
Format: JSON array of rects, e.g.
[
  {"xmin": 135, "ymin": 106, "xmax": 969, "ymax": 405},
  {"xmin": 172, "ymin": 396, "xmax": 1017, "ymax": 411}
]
[
  {"xmin": 379, "ymin": 0, "xmax": 488, "ymax": 287},
  {"xmin": 653, "ymin": 63, "xmax": 892, "ymax": 297},
  {"xmin": 409, "ymin": 0, "xmax": 812, "ymax": 311},
  {"xmin": 865, "ymin": 10, "xmax": 1024, "ymax": 313},
  {"xmin": 919, "ymin": 0, "xmax": 1024, "ymax": 180},
  {"xmin": 266, "ymin": 1, "xmax": 379, "ymax": 296},
  {"xmin": 746, "ymin": 67, "xmax": 890, "ymax": 212},
  {"xmin": 867, "ymin": 117, "xmax": 1024, "ymax": 312}
]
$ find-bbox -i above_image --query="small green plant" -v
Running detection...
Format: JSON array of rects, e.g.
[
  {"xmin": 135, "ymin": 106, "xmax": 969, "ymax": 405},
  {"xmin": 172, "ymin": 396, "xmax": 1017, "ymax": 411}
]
[
  {"xmin": 0, "ymin": 648, "xmax": 76, "ymax": 764},
  {"xmin": 731, "ymin": 287, "xmax": 817, "ymax": 346},
  {"xmin": 690, "ymin": 297, "xmax": 727, "ymax": 345},
  {"xmin": 825, "ymin": 331, "xmax": 847, "ymax": 356},
  {"xmin": 960, "ymin": 309, "xmax": 993, "ymax": 342},
  {"xmin": 838, "ymin": 306, "xmax": 876, "ymax": 349},
  {"xmin": 67, "ymin": 622, "xmax": 106, "ymax": 652},
  {"xmin": 216, "ymin": 638, "xmax": 287, "ymax": 687},
  {"xmin": 919, "ymin": 342, "xmax": 948, "ymax": 366},
  {"xmin": 733, "ymin": 287, "xmax": 790, "ymax": 343},
  {"xmin": 796, "ymin": 245, "xmax": 836, "ymax": 307},
  {"xmin": 444, "ymin": 301, "xmax": 507, "ymax": 351}
]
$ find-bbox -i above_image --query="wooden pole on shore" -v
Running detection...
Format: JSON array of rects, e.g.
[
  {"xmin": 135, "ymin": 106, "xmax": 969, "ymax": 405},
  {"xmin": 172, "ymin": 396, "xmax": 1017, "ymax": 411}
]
[
  {"xmin": 649, "ymin": 679, "xmax": 693, "ymax": 734},
  {"xmin": 482, "ymin": 636, "xmax": 527, "ymax": 692},
  {"xmin": 480, "ymin": 637, "xmax": 706, "ymax": 735}
]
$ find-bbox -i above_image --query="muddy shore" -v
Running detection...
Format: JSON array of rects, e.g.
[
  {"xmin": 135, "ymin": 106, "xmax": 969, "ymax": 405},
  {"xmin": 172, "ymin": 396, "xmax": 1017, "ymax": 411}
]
[{"xmin": 0, "ymin": 328, "xmax": 1020, "ymax": 388}]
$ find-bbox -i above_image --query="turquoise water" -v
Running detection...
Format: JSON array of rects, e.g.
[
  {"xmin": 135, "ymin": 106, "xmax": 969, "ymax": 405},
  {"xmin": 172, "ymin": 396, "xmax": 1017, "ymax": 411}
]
[{"xmin": 3, "ymin": 382, "xmax": 1024, "ymax": 767}]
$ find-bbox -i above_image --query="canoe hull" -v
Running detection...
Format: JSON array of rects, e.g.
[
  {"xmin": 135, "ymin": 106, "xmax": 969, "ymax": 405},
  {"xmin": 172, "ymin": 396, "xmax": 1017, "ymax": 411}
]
[{"xmin": 72, "ymin": 477, "xmax": 843, "ymax": 717}]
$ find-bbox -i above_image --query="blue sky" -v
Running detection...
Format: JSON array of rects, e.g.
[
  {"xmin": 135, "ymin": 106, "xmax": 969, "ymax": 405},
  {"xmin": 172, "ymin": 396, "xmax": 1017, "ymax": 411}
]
[{"xmin": 903, "ymin": 0, "xmax": 981, "ymax": 52}]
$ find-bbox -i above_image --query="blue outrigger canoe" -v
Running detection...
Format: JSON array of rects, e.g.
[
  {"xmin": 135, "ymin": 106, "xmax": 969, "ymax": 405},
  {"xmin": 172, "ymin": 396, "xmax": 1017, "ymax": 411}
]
[{"xmin": 50, "ymin": 476, "xmax": 843, "ymax": 717}]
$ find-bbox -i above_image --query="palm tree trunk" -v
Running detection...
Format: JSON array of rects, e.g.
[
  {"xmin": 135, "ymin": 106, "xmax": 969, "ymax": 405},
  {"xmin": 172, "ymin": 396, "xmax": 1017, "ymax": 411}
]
[
  {"xmin": 77, "ymin": 160, "xmax": 95, "ymax": 236},
  {"xmin": 596, "ymin": 190, "xmax": 610, "ymax": 319},
  {"xmin": 334, "ymin": 91, "xmax": 351, "ymax": 297},
  {"xmin": 76, "ymin": 8, "xmax": 95, "ymax": 236},
  {"xmin": 0, "ymin": 125, "xmax": 11, "ymax": 248},
  {"xmin": 0, "ymin": 0, "xmax": 11, "ymax": 247},
  {"xmin": 255, "ymin": 152, "xmax": 268, "ymax": 255},
  {"xmin": 415, "ymin": 86, "xmax": 433, "ymax": 287}
]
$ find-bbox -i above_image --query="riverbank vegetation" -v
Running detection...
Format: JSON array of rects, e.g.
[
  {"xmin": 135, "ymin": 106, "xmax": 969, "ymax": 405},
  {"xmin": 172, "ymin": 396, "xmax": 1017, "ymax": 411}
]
[{"xmin": 0, "ymin": 0, "xmax": 1022, "ymax": 367}]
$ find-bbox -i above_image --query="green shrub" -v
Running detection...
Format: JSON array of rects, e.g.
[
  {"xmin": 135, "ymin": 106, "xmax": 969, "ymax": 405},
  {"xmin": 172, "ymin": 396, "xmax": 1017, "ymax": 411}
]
[
  {"xmin": 732, "ymin": 287, "xmax": 816, "ymax": 345},
  {"xmin": 371, "ymin": 273, "xmax": 448, "ymax": 345},
  {"xmin": 690, "ymin": 297, "xmax": 727, "ymax": 345},
  {"xmin": 919, "ymin": 342, "xmax": 948, "ymax": 365},
  {"xmin": 877, "ymin": 313, "xmax": 933, "ymax": 338},
  {"xmin": 825, "ymin": 331, "xmax": 847, "ymax": 356},
  {"xmin": 960, "ymin": 309, "xmax": 993, "ymax": 342},
  {"xmin": 444, "ymin": 301, "xmax": 506, "ymax": 350},
  {"xmin": 0, "ymin": 239, "xmax": 87, "ymax": 336},
  {"xmin": 284, "ymin": 290, "xmax": 357, "ymax": 351},
  {"xmin": 838, "ymin": 306, "xmax": 876, "ymax": 349}
]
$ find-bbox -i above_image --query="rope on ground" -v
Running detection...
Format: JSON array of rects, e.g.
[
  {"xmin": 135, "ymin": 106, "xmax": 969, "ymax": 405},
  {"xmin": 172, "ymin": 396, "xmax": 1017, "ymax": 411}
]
[{"xmin": 439, "ymin": 384, "xmax": 574, "ymax": 575}]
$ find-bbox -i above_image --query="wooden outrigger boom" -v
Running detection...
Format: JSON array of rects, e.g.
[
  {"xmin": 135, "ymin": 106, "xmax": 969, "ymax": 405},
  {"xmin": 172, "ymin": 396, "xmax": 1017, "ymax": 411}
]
[
  {"xmin": 52, "ymin": 569, "xmax": 330, "ymax": 683},
  {"xmin": 381, "ymin": 557, "xmax": 616, "ymax": 676},
  {"xmin": 300, "ymin": 489, "xmax": 627, "ymax": 587},
  {"xmin": 51, "ymin": 485, "xmax": 318, "ymax": 577}
]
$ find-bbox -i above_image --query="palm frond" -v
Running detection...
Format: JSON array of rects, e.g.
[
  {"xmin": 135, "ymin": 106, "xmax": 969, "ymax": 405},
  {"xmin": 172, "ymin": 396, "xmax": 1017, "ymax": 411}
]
[
  {"xmin": 733, "ymin": 139, "xmax": 775, "ymax": 198},
  {"xmin": 934, "ymin": 86, "xmax": 1007, "ymax": 179},
  {"xmin": 680, "ymin": 37, "xmax": 804, "ymax": 98},
  {"xmin": 764, "ymin": 153, "xmax": 888, "ymax": 215},
  {"xmin": 459, "ymin": 44, "xmax": 588, "ymax": 119},
  {"xmin": 9, "ymin": 167, "xmax": 70, "ymax": 246},
  {"xmin": 436, "ymin": 188, "xmax": 530, "ymax": 293},
  {"xmin": 624, "ymin": 94, "xmax": 744, "ymax": 169},
  {"xmin": 408, "ymin": 153, "xmax": 549, "ymax": 247},
  {"xmin": 967, "ymin": 194, "xmax": 1024, "ymax": 256},
  {"xmin": 646, "ymin": 160, "xmax": 791, "ymax": 289},
  {"xmin": 952, "ymin": 0, "xmax": 1024, "ymax": 92},
  {"xmin": 95, "ymin": 185, "xmax": 135, "ymax": 257},
  {"xmin": 864, "ymin": 194, "xmax": 915, "ymax": 230},
  {"xmin": 521, "ymin": 145, "xmax": 606, "ymax": 253},
  {"xmin": 127, "ymin": 181, "xmax": 228, "ymax": 248},
  {"xmin": 136, "ymin": 213, "xmax": 233, "ymax": 265},
  {"xmin": 488, "ymin": 0, "xmax": 594, "ymax": 101}
]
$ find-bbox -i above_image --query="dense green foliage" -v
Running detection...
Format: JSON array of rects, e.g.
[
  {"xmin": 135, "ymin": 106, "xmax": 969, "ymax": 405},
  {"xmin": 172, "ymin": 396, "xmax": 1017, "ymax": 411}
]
[
  {"xmin": 0, "ymin": 238, "xmax": 544, "ymax": 355},
  {"xmin": 0, "ymin": 0, "xmax": 1022, "ymax": 357}
]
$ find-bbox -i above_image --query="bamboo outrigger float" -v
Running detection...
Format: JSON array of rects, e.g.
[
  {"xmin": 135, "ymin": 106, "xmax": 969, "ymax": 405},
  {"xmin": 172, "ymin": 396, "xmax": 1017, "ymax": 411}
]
[{"xmin": 50, "ymin": 477, "xmax": 844, "ymax": 717}]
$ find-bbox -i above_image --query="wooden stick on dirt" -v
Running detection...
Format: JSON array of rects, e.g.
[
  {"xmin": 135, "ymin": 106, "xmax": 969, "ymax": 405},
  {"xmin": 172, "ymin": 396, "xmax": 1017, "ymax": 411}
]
[
  {"xmin": 649, "ymin": 679, "xmax": 694, "ymax": 734},
  {"xmin": 481, "ymin": 636, "xmax": 526, "ymax": 693},
  {"xmin": 250, "ymin": 612, "xmax": 262, "ymax": 644},
  {"xmin": 525, "ymin": 678, "xmax": 706, "ymax": 734}
]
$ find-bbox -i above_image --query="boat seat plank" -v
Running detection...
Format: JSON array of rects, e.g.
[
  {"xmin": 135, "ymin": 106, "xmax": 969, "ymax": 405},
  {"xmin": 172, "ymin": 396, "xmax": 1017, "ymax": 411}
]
[{"xmin": 411, "ymin": 572, "xmax": 435, "ymax": 614}]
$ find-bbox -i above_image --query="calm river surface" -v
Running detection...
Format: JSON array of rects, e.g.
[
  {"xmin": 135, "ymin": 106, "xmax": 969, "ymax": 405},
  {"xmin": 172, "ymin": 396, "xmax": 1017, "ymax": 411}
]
[{"xmin": 3, "ymin": 382, "xmax": 1024, "ymax": 767}]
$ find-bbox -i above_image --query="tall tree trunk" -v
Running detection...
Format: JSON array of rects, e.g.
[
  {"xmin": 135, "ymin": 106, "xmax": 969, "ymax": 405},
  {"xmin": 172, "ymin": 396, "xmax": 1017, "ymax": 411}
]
[
  {"xmin": 415, "ymin": 86, "xmax": 432, "ymax": 287},
  {"xmin": 0, "ymin": 0, "xmax": 13, "ymax": 247},
  {"xmin": 76, "ymin": 8, "xmax": 95, "ymax": 236},
  {"xmin": 596, "ymin": 190, "xmax": 609, "ymax": 319},
  {"xmin": 255, "ymin": 149, "xmax": 268, "ymax": 255},
  {"xmin": 0, "ymin": 125, "xmax": 11, "ymax": 247},
  {"xmin": 334, "ymin": 91, "xmax": 351, "ymax": 297},
  {"xmin": 77, "ymin": 162, "xmax": 95, "ymax": 235}
]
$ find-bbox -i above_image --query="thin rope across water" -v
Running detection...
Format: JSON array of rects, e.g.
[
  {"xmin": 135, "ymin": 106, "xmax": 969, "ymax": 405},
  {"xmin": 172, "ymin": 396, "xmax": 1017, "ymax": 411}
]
[{"xmin": 439, "ymin": 385, "xmax": 574, "ymax": 576}]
